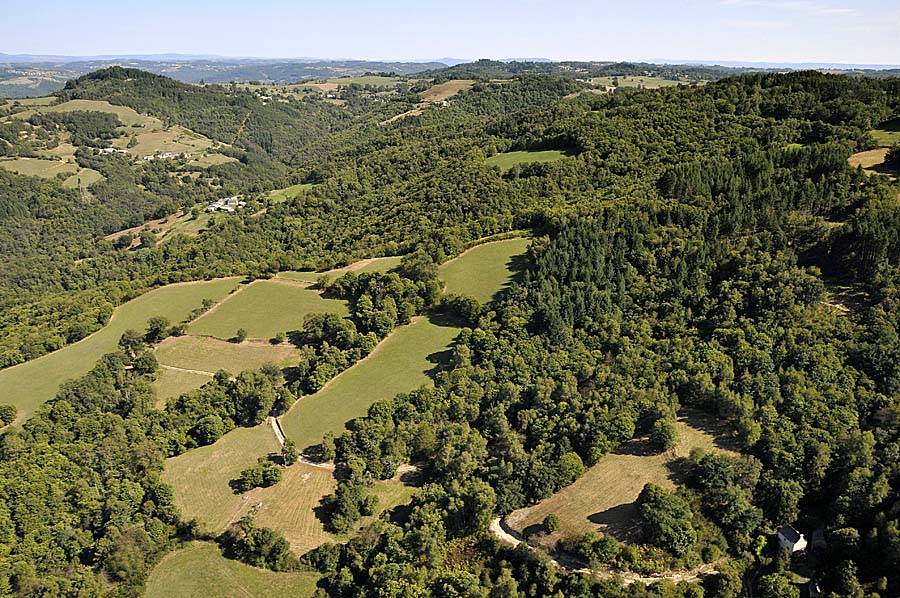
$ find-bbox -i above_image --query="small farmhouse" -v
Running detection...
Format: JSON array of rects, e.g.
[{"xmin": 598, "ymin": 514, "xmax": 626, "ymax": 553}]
[
  {"xmin": 207, "ymin": 196, "xmax": 246, "ymax": 213},
  {"xmin": 777, "ymin": 525, "xmax": 808, "ymax": 553}
]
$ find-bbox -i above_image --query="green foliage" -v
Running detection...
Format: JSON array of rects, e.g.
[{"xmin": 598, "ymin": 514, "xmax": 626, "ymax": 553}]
[
  {"xmin": 0, "ymin": 404, "xmax": 15, "ymax": 426},
  {"xmin": 232, "ymin": 458, "xmax": 283, "ymax": 493},
  {"xmin": 637, "ymin": 484, "xmax": 697, "ymax": 557},
  {"xmin": 219, "ymin": 516, "xmax": 295, "ymax": 571},
  {"xmin": 543, "ymin": 513, "xmax": 560, "ymax": 533}
]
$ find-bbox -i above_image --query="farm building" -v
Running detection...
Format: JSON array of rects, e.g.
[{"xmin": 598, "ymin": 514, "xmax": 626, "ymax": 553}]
[
  {"xmin": 207, "ymin": 196, "xmax": 246, "ymax": 213},
  {"xmin": 777, "ymin": 525, "xmax": 808, "ymax": 553}
]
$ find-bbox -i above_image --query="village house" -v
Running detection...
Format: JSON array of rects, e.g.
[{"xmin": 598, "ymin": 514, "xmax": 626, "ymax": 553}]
[
  {"xmin": 777, "ymin": 525, "xmax": 808, "ymax": 554},
  {"xmin": 207, "ymin": 196, "xmax": 246, "ymax": 213}
]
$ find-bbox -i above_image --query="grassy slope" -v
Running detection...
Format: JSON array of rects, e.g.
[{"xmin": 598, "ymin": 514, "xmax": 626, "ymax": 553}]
[
  {"xmin": 163, "ymin": 424, "xmax": 415, "ymax": 553},
  {"xmin": 277, "ymin": 256, "xmax": 403, "ymax": 283},
  {"xmin": 187, "ymin": 280, "xmax": 348, "ymax": 341},
  {"xmin": 153, "ymin": 367, "xmax": 213, "ymax": 407},
  {"xmin": 10, "ymin": 99, "xmax": 152, "ymax": 126},
  {"xmin": 145, "ymin": 542, "xmax": 320, "ymax": 598},
  {"xmin": 0, "ymin": 278, "xmax": 241, "ymax": 422},
  {"xmin": 0, "ymin": 158, "xmax": 78, "ymax": 178},
  {"xmin": 439, "ymin": 237, "xmax": 530, "ymax": 303},
  {"xmin": 62, "ymin": 168, "xmax": 104, "ymax": 188},
  {"xmin": 485, "ymin": 149, "xmax": 571, "ymax": 172},
  {"xmin": 268, "ymin": 183, "xmax": 313, "ymax": 204},
  {"xmin": 872, "ymin": 119, "xmax": 900, "ymax": 146},
  {"xmin": 280, "ymin": 316, "xmax": 460, "ymax": 450},
  {"xmin": 506, "ymin": 411, "xmax": 739, "ymax": 542},
  {"xmin": 155, "ymin": 335, "xmax": 300, "ymax": 375}
]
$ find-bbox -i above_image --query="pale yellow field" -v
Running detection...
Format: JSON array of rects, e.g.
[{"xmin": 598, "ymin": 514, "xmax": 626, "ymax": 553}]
[
  {"xmin": 420, "ymin": 80, "xmax": 474, "ymax": 103},
  {"xmin": 153, "ymin": 367, "xmax": 213, "ymax": 407},
  {"xmin": 0, "ymin": 157, "xmax": 77, "ymax": 178},
  {"xmin": 155, "ymin": 335, "xmax": 300, "ymax": 376},
  {"xmin": 62, "ymin": 168, "xmax": 104, "ymax": 188},
  {"xmin": 11, "ymin": 99, "xmax": 152, "ymax": 126},
  {"xmin": 506, "ymin": 411, "xmax": 739, "ymax": 542}
]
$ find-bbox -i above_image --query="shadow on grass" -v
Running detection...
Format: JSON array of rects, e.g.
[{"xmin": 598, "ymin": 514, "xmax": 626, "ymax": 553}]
[{"xmin": 587, "ymin": 503, "xmax": 642, "ymax": 542}]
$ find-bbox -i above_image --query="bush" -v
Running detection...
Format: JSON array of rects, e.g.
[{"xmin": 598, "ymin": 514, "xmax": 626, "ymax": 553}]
[
  {"xmin": 543, "ymin": 513, "xmax": 560, "ymax": 533},
  {"xmin": 0, "ymin": 404, "xmax": 16, "ymax": 426}
]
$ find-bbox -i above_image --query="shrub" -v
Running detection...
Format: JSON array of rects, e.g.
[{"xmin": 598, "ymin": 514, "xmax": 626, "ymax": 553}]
[{"xmin": 0, "ymin": 404, "xmax": 16, "ymax": 426}]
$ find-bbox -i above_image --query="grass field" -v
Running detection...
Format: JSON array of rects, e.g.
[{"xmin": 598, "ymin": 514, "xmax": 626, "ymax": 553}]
[
  {"xmin": 268, "ymin": 183, "xmax": 313, "ymax": 204},
  {"xmin": 156, "ymin": 335, "xmax": 300, "ymax": 375},
  {"xmin": 104, "ymin": 211, "xmax": 213, "ymax": 245},
  {"xmin": 188, "ymin": 280, "xmax": 349, "ymax": 341},
  {"xmin": 485, "ymin": 149, "xmax": 573, "ymax": 172},
  {"xmin": 439, "ymin": 237, "xmax": 530, "ymax": 303},
  {"xmin": 9, "ymin": 96, "xmax": 55, "ymax": 106},
  {"xmin": 872, "ymin": 119, "xmax": 900, "ymax": 146},
  {"xmin": 62, "ymin": 168, "xmax": 104, "ymax": 188},
  {"xmin": 420, "ymin": 80, "xmax": 474, "ymax": 103},
  {"xmin": 280, "ymin": 315, "xmax": 460, "ymax": 450},
  {"xmin": 163, "ymin": 424, "xmax": 415, "ymax": 553},
  {"xmin": 0, "ymin": 157, "xmax": 77, "ymax": 178},
  {"xmin": 506, "ymin": 411, "xmax": 739, "ymax": 543},
  {"xmin": 145, "ymin": 542, "xmax": 320, "ymax": 598},
  {"xmin": 0, "ymin": 278, "xmax": 241, "ymax": 422},
  {"xmin": 11, "ymin": 99, "xmax": 151, "ymax": 126},
  {"xmin": 153, "ymin": 367, "xmax": 214, "ymax": 406},
  {"xmin": 591, "ymin": 76, "xmax": 686, "ymax": 89},
  {"xmin": 277, "ymin": 256, "xmax": 404, "ymax": 283},
  {"xmin": 849, "ymin": 148, "xmax": 897, "ymax": 177},
  {"xmin": 110, "ymin": 124, "xmax": 214, "ymax": 157},
  {"xmin": 189, "ymin": 153, "xmax": 239, "ymax": 168}
]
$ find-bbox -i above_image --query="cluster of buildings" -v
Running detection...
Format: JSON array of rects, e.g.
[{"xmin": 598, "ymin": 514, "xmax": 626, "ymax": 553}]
[
  {"xmin": 142, "ymin": 151, "xmax": 182, "ymax": 161},
  {"xmin": 207, "ymin": 196, "xmax": 246, "ymax": 212},
  {"xmin": 96, "ymin": 147, "xmax": 128, "ymax": 155}
]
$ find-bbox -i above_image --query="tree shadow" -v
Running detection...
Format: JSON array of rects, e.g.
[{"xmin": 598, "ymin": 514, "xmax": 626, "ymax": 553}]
[
  {"xmin": 612, "ymin": 436, "xmax": 661, "ymax": 457},
  {"xmin": 587, "ymin": 503, "xmax": 642, "ymax": 542},
  {"xmin": 522, "ymin": 523, "xmax": 546, "ymax": 539}
]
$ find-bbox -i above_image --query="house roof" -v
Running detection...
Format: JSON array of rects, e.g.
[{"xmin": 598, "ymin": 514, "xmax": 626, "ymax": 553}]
[{"xmin": 778, "ymin": 525, "xmax": 802, "ymax": 543}]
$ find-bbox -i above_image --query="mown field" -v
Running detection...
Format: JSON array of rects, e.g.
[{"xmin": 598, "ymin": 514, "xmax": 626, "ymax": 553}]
[
  {"xmin": 872, "ymin": 119, "xmax": 900, "ymax": 146},
  {"xmin": 439, "ymin": 237, "xmax": 530, "ymax": 302},
  {"xmin": 485, "ymin": 149, "xmax": 572, "ymax": 172},
  {"xmin": 506, "ymin": 411, "xmax": 739, "ymax": 542},
  {"xmin": 163, "ymin": 423, "xmax": 415, "ymax": 553},
  {"xmin": 280, "ymin": 315, "xmax": 460, "ymax": 450},
  {"xmin": 155, "ymin": 335, "xmax": 300, "ymax": 375},
  {"xmin": 62, "ymin": 167, "xmax": 104, "ymax": 188},
  {"xmin": 268, "ymin": 182, "xmax": 313, "ymax": 204},
  {"xmin": 11, "ymin": 98, "xmax": 151, "ymax": 126},
  {"xmin": 153, "ymin": 367, "xmax": 213, "ymax": 406},
  {"xmin": 0, "ymin": 278, "xmax": 241, "ymax": 422},
  {"xmin": 0, "ymin": 157, "xmax": 77, "ymax": 178},
  {"xmin": 276, "ymin": 255, "xmax": 404, "ymax": 283},
  {"xmin": 420, "ymin": 80, "xmax": 474, "ymax": 102},
  {"xmin": 188, "ymin": 279, "xmax": 349, "ymax": 341},
  {"xmin": 145, "ymin": 541, "xmax": 320, "ymax": 598},
  {"xmin": 591, "ymin": 76, "xmax": 686, "ymax": 89}
]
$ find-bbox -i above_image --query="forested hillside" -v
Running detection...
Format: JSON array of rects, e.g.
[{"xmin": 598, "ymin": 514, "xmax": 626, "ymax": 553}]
[{"xmin": 1, "ymin": 66, "xmax": 900, "ymax": 596}]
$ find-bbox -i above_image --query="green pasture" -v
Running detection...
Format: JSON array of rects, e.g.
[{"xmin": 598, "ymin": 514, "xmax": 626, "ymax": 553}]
[
  {"xmin": 485, "ymin": 149, "xmax": 573, "ymax": 172},
  {"xmin": 187, "ymin": 280, "xmax": 349, "ymax": 341},
  {"xmin": 0, "ymin": 157, "xmax": 77, "ymax": 178},
  {"xmin": 280, "ymin": 315, "xmax": 460, "ymax": 450},
  {"xmin": 439, "ymin": 237, "xmax": 530, "ymax": 303},
  {"xmin": 0, "ymin": 278, "xmax": 241, "ymax": 422}
]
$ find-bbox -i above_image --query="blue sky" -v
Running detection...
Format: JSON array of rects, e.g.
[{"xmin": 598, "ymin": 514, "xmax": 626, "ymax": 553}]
[{"xmin": 3, "ymin": 0, "xmax": 898, "ymax": 64}]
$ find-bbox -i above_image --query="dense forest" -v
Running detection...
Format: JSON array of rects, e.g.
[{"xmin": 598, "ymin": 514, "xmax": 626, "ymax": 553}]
[{"xmin": 1, "ymin": 65, "xmax": 900, "ymax": 596}]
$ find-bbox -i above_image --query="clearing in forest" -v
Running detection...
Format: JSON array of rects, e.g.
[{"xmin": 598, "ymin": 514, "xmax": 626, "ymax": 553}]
[
  {"xmin": 153, "ymin": 335, "xmax": 301, "ymax": 403},
  {"xmin": 62, "ymin": 167, "xmax": 104, "ymax": 188},
  {"xmin": 280, "ymin": 315, "xmax": 460, "ymax": 450},
  {"xmin": 590, "ymin": 76, "xmax": 686, "ymax": 89},
  {"xmin": 187, "ymin": 279, "xmax": 349, "ymax": 341},
  {"xmin": 105, "ymin": 211, "xmax": 213, "ymax": 246},
  {"xmin": 277, "ymin": 255, "xmax": 404, "ymax": 283},
  {"xmin": 420, "ymin": 80, "xmax": 474, "ymax": 103},
  {"xmin": 439, "ymin": 237, "xmax": 530, "ymax": 303},
  {"xmin": 0, "ymin": 157, "xmax": 78, "ymax": 178},
  {"xmin": 872, "ymin": 119, "xmax": 900, "ymax": 147},
  {"xmin": 848, "ymin": 147, "xmax": 897, "ymax": 177},
  {"xmin": 10, "ymin": 99, "xmax": 152, "ymax": 126},
  {"xmin": 485, "ymin": 149, "xmax": 573, "ymax": 172},
  {"xmin": 506, "ymin": 410, "xmax": 740, "ymax": 543},
  {"xmin": 145, "ymin": 541, "xmax": 320, "ymax": 598},
  {"xmin": 0, "ymin": 278, "xmax": 241, "ymax": 422},
  {"xmin": 268, "ymin": 182, "xmax": 313, "ymax": 204},
  {"xmin": 163, "ymin": 424, "xmax": 415, "ymax": 553}
]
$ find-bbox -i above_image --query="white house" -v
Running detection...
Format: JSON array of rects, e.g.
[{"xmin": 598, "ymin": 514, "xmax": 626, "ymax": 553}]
[{"xmin": 777, "ymin": 525, "xmax": 808, "ymax": 553}]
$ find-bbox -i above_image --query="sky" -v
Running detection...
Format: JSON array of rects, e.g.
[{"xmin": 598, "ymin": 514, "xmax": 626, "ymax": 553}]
[{"xmin": 3, "ymin": 0, "xmax": 899, "ymax": 65}]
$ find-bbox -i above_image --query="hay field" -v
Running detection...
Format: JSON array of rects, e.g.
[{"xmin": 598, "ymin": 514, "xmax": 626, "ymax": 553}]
[
  {"xmin": 872, "ymin": 119, "xmax": 900, "ymax": 146},
  {"xmin": 439, "ymin": 237, "xmax": 530, "ymax": 303},
  {"xmin": 485, "ymin": 149, "xmax": 572, "ymax": 172},
  {"xmin": 0, "ymin": 157, "xmax": 77, "ymax": 178},
  {"xmin": 420, "ymin": 80, "xmax": 474, "ymax": 102},
  {"xmin": 153, "ymin": 367, "xmax": 213, "ymax": 407},
  {"xmin": 280, "ymin": 316, "xmax": 459, "ymax": 450},
  {"xmin": 188, "ymin": 279, "xmax": 349, "ymax": 341},
  {"xmin": 277, "ymin": 256, "xmax": 403, "ymax": 283},
  {"xmin": 268, "ymin": 183, "xmax": 313, "ymax": 204},
  {"xmin": 155, "ymin": 335, "xmax": 300, "ymax": 376},
  {"xmin": 506, "ymin": 411, "xmax": 739, "ymax": 542},
  {"xmin": 145, "ymin": 541, "xmax": 319, "ymax": 598},
  {"xmin": 11, "ymin": 99, "xmax": 151, "ymax": 126},
  {"xmin": 62, "ymin": 168, "xmax": 104, "ymax": 188},
  {"xmin": 0, "ymin": 278, "xmax": 241, "ymax": 422}
]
